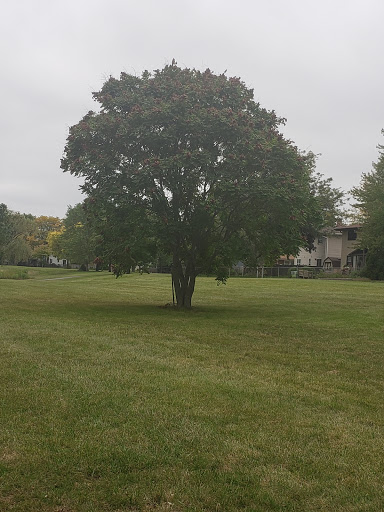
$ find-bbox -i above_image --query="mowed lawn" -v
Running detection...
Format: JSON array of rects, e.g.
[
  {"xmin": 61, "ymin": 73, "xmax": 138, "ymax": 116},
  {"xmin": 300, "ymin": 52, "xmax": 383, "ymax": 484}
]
[{"xmin": 1, "ymin": 269, "xmax": 384, "ymax": 511}]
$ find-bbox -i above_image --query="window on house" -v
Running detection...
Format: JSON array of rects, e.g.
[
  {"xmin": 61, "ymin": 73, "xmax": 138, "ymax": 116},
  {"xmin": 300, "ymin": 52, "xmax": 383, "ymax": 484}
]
[
  {"xmin": 317, "ymin": 237, "xmax": 323, "ymax": 244},
  {"xmin": 296, "ymin": 258, "xmax": 301, "ymax": 265},
  {"xmin": 347, "ymin": 229, "xmax": 357, "ymax": 240},
  {"xmin": 316, "ymin": 259, "xmax": 322, "ymax": 267},
  {"xmin": 308, "ymin": 259, "xmax": 311, "ymax": 266}
]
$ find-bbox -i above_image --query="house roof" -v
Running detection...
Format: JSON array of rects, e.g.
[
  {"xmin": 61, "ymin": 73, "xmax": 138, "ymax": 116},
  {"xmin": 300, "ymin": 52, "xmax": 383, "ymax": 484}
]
[
  {"xmin": 347, "ymin": 248, "xmax": 366, "ymax": 256},
  {"xmin": 334, "ymin": 224, "xmax": 362, "ymax": 231},
  {"xmin": 321, "ymin": 227, "xmax": 342, "ymax": 236},
  {"xmin": 323, "ymin": 257, "xmax": 341, "ymax": 267}
]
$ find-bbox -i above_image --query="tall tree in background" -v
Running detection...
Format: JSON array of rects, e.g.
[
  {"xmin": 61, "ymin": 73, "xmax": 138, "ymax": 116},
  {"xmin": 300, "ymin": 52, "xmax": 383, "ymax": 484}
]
[
  {"xmin": 62, "ymin": 64, "xmax": 325, "ymax": 307},
  {"xmin": 0, "ymin": 203, "xmax": 11, "ymax": 263},
  {"xmin": 307, "ymin": 153, "xmax": 345, "ymax": 228},
  {"xmin": 352, "ymin": 131, "xmax": 384, "ymax": 279},
  {"xmin": 0, "ymin": 211, "xmax": 36, "ymax": 265},
  {"xmin": 52, "ymin": 204, "xmax": 98, "ymax": 270},
  {"xmin": 29, "ymin": 216, "xmax": 63, "ymax": 264}
]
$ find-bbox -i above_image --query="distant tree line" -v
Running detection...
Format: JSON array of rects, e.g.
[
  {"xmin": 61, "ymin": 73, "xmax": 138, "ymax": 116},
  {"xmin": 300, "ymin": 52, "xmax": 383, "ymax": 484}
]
[
  {"xmin": 0, "ymin": 203, "xmax": 99, "ymax": 269},
  {"xmin": 0, "ymin": 205, "xmax": 61, "ymax": 266}
]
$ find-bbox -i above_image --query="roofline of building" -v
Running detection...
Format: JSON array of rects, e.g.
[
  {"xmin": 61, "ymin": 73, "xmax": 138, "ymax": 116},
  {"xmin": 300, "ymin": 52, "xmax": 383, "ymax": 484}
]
[{"xmin": 334, "ymin": 224, "xmax": 362, "ymax": 231}]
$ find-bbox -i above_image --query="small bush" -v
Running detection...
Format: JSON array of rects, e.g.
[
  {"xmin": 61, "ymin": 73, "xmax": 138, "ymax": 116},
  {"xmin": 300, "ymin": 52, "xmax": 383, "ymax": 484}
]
[
  {"xmin": 0, "ymin": 267, "xmax": 30, "ymax": 280},
  {"xmin": 361, "ymin": 249, "xmax": 384, "ymax": 280}
]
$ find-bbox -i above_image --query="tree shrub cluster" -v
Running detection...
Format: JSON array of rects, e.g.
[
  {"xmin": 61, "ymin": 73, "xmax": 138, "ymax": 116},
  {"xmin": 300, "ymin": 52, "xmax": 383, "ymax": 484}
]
[
  {"xmin": 0, "ymin": 203, "xmax": 101, "ymax": 270},
  {"xmin": 0, "ymin": 205, "xmax": 63, "ymax": 266}
]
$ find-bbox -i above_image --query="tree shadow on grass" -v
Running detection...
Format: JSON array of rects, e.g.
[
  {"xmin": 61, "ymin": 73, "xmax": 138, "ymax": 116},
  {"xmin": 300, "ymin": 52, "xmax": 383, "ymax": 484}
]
[{"xmin": 43, "ymin": 297, "xmax": 296, "ymax": 327}]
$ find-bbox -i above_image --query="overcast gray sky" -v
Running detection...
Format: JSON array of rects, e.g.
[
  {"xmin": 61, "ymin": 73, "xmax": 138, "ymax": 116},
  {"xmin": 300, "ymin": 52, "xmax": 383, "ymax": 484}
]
[{"xmin": 1, "ymin": 0, "xmax": 383, "ymax": 218}]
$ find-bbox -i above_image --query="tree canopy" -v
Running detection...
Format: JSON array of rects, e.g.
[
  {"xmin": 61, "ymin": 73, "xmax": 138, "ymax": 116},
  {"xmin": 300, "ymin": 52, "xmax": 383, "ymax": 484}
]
[
  {"xmin": 307, "ymin": 153, "xmax": 345, "ymax": 229},
  {"xmin": 62, "ymin": 63, "xmax": 326, "ymax": 307},
  {"xmin": 352, "ymin": 131, "xmax": 384, "ymax": 279},
  {"xmin": 28, "ymin": 215, "xmax": 62, "ymax": 263}
]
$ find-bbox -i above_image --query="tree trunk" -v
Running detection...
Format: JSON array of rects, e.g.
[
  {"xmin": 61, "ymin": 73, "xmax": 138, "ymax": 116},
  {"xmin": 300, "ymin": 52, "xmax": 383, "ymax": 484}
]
[{"xmin": 171, "ymin": 256, "xmax": 196, "ymax": 308}]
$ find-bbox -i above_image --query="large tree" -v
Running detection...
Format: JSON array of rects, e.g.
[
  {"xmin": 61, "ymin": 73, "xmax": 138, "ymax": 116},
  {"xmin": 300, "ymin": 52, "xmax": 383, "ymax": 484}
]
[
  {"xmin": 62, "ymin": 64, "xmax": 323, "ymax": 307},
  {"xmin": 352, "ymin": 131, "xmax": 384, "ymax": 279}
]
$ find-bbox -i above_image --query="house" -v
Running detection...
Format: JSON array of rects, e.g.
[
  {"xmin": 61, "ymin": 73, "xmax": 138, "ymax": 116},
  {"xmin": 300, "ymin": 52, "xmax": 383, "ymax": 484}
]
[
  {"xmin": 294, "ymin": 231, "xmax": 342, "ymax": 268},
  {"xmin": 277, "ymin": 255, "xmax": 295, "ymax": 266},
  {"xmin": 46, "ymin": 254, "xmax": 81, "ymax": 269},
  {"xmin": 346, "ymin": 248, "xmax": 367, "ymax": 271},
  {"xmin": 323, "ymin": 256, "xmax": 341, "ymax": 272},
  {"xmin": 334, "ymin": 224, "xmax": 366, "ymax": 270},
  {"xmin": 47, "ymin": 255, "xmax": 69, "ymax": 267}
]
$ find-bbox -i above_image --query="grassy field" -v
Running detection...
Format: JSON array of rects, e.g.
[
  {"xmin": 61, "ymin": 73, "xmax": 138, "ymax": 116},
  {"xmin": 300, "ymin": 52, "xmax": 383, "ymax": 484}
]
[{"xmin": 1, "ymin": 267, "xmax": 384, "ymax": 511}]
